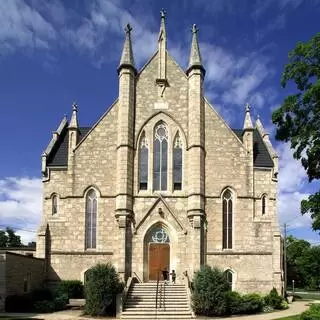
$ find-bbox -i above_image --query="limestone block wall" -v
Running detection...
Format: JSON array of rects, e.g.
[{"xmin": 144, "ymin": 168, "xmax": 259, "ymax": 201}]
[
  {"xmin": 135, "ymin": 53, "xmax": 189, "ymax": 139},
  {"xmin": 207, "ymin": 253, "xmax": 273, "ymax": 294},
  {"xmin": 72, "ymin": 103, "xmax": 118, "ymax": 196},
  {"xmin": 204, "ymin": 102, "xmax": 250, "ymax": 195},
  {"xmin": 48, "ymin": 253, "xmax": 113, "ymax": 282}
]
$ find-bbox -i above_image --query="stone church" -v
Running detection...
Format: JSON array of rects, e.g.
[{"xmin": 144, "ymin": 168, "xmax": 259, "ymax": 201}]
[{"xmin": 37, "ymin": 13, "xmax": 283, "ymax": 293}]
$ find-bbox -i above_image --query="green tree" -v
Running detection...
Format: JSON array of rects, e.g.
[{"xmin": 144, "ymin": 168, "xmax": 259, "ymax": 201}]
[
  {"xmin": 286, "ymin": 236, "xmax": 311, "ymax": 287},
  {"xmin": 296, "ymin": 245, "xmax": 320, "ymax": 289},
  {"xmin": 272, "ymin": 33, "xmax": 320, "ymax": 232},
  {"xmin": 0, "ymin": 230, "xmax": 9, "ymax": 247},
  {"xmin": 0, "ymin": 228, "xmax": 22, "ymax": 247}
]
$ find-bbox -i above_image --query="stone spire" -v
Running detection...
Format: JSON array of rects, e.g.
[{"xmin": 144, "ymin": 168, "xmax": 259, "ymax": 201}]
[
  {"xmin": 243, "ymin": 103, "xmax": 253, "ymax": 130},
  {"xmin": 69, "ymin": 102, "xmax": 78, "ymax": 129},
  {"xmin": 118, "ymin": 24, "xmax": 136, "ymax": 74},
  {"xmin": 187, "ymin": 24, "xmax": 205, "ymax": 76},
  {"xmin": 157, "ymin": 8, "xmax": 167, "ymax": 81}
]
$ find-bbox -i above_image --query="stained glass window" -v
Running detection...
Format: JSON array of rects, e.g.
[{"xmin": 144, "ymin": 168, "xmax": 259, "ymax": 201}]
[
  {"xmin": 153, "ymin": 122, "xmax": 168, "ymax": 190},
  {"xmin": 222, "ymin": 190, "xmax": 233, "ymax": 249},
  {"xmin": 52, "ymin": 195, "xmax": 58, "ymax": 215},
  {"xmin": 173, "ymin": 133, "xmax": 182, "ymax": 190},
  {"xmin": 139, "ymin": 132, "xmax": 148, "ymax": 190},
  {"xmin": 85, "ymin": 189, "xmax": 97, "ymax": 249},
  {"xmin": 147, "ymin": 226, "xmax": 170, "ymax": 243}
]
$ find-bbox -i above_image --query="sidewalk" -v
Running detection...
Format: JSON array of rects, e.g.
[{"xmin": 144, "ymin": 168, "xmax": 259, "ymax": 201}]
[{"xmin": 1, "ymin": 300, "xmax": 319, "ymax": 320}]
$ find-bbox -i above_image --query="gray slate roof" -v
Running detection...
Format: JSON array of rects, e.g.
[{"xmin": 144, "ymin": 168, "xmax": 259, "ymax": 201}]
[
  {"xmin": 47, "ymin": 127, "xmax": 91, "ymax": 166},
  {"xmin": 46, "ymin": 127, "xmax": 273, "ymax": 168}
]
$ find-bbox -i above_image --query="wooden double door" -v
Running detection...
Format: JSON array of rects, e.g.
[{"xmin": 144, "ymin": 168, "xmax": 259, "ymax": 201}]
[{"xmin": 148, "ymin": 243, "xmax": 170, "ymax": 280}]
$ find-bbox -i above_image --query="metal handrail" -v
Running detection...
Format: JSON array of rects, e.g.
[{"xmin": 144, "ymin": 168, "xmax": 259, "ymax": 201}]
[{"xmin": 156, "ymin": 271, "xmax": 160, "ymax": 309}]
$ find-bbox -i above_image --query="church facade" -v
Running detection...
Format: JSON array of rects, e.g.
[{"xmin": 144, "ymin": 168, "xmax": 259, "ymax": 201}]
[{"xmin": 37, "ymin": 13, "xmax": 283, "ymax": 293}]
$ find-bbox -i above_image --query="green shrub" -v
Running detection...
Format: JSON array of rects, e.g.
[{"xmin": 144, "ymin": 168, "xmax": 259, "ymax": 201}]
[
  {"xmin": 264, "ymin": 287, "xmax": 284, "ymax": 309},
  {"xmin": 31, "ymin": 288, "xmax": 53, "ymax": 302},
  {"xmin": 5, "ymin": 294, "xmax": 33, "ymax": 312},
  {"xmin": 238, "ymin": 293, "xmax": 264, "ymax": 314},
  {"xmin": 56, "ymin": 280, "xmax": 84, "ymax": 299},
  {"xmin": 33, "ymin": 300, "xmax": 55, "ymax": 313},
  {"xmin": 84, "ymin": 263, "xmax": 124, "ymax": 316},
  {"xmin": 53, "ymin": 294, "xmax": 69, "ymax": 311},
  {"xmin": 300, "ymin": 304, "xmax": 320, "ymax": 320},
  {"xmin": 191, "ymin": 265, "xmax": 230, "ymax": 316},
  {"xmin": 225, "ymin": 291, "xmax": 242, "ymax": 314}
]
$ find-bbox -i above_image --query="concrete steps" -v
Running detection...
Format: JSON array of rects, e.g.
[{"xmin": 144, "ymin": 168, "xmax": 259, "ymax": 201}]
[{"xmin": 121, "ymin": 282, "xmax": 193, "ymax": 319}]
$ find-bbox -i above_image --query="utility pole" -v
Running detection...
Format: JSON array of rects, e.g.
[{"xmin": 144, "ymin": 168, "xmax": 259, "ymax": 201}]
[{"xmin": 283, "ymin": 223, "xmax": 287, "ymax": 297}]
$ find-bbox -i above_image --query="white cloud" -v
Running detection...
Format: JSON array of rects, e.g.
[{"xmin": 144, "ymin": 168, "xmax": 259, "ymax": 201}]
[
  {"xmin": 201, "ymin": 42, "xmax": 276, "ymax": 122},
  {"xmin": 277, "ymin": 143, "xmax": 307, "ymax": 193},
  {"xmin": 0, "ymin": 0, "xmax": 56, "ymax": 55},
  {"xmin": 278, "ymin": 191, "xmax": 311, "ymax": 228},
  {"xmin": 0, "ymin": 177, "xmax": 42, "ymax": 244},
  {"xmin": 276, "ymin": 142, "xmax": 312, "ymax": 230}
]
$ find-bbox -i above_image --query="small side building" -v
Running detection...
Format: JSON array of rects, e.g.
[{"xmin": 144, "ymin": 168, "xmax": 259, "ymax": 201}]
[{"xmin": 0, "ymin": 249, "xmax": 45, "ymax": 311}]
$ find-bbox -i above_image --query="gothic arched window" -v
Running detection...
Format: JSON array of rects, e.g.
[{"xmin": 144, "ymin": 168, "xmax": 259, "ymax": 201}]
[
  {"xmin": 52, "ymin": 195, "xmax": 58, "ymax": 215},
  {"xmin": 139, "ymin": 132, "xmax": 149, "ymax": 190},
  {"xmin": 222, "ymin": 190, "xmax": 233, "ymax": 249},
  {"xmin": 85, "ymin": 189, "xmax": 97, "ymax": 249},
  {"xmin": 262, "ymin": 195, "xmax": 266, "ymax": 215},
  {"xmin": 173, "ymin": 133, "xmax": 183, "ymax": 190},
  {"xmin": 225, "ymin": 269, "xmax": 233, "ymax": 290},
  {"xmin": 153, "ymin": 122, "xmax": 168, "ymax": 191}
]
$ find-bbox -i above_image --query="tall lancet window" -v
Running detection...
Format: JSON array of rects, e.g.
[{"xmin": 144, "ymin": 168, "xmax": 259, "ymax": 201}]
[
  {"xmin": 153, "ymin": 121, "xmax": 168, "ymax": 191},
  {"xmin": 85, "ymin": 189, "xmax": 97, "ymax": 249},
  {"xmin": 262, "ymin": 195, "xmax": 266, "ymax": 215},
  {"xmin": 222, "ymin": 190, "xmax": 233, "ymax": 249},
  {"xmin": 139, "ymin": 132, "xmax": 149, "ymax": 190},
  {"xmin": 173, "ymin": 133, "xmax": 183, "ymax": 190}
]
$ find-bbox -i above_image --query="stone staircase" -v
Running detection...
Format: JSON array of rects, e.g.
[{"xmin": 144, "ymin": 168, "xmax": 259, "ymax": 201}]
[{"xmin": 121, "ymin": 282, "xmax": 193, "ymax": 319}]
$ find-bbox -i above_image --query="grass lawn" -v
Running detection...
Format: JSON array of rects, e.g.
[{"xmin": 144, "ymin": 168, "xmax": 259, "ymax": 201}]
[{"xmin": 294, "ymin": 292, "xmax": 320, "ymax": 300}]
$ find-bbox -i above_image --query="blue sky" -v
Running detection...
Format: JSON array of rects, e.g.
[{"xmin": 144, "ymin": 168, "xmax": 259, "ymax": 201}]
[{"xmin": 0, "ymin": 0, "xmax": 319, "ymax": 244}]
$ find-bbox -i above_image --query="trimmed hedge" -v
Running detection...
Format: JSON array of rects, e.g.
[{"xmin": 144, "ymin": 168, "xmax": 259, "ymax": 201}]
[
  {"xmin": 84, "ymin": 263, "xmax": 124, "ymax": 316},
  {"xmin": 56, "ymin": 280, "xmax": 84, "ymax": 299},
  {"xmin": 5, "ymin": 294, "xmax": 33, "ymax": 312}
]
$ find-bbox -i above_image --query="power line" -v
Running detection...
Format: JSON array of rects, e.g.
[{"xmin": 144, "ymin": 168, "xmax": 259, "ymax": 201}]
[{"xmin": 0, "ymin": 225, "xmax": 36, "ymax": 233}]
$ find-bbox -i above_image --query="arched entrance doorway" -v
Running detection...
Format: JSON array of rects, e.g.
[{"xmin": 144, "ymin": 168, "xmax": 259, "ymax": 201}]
[{"xmin": 145, "ymin": 224, "xmax": 170, "ymax": 281}]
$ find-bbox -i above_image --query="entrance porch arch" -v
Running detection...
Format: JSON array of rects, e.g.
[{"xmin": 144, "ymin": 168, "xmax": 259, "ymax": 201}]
[{"xmin": 143, "ymin": 222, "xmax": 177, "ymax": 281}]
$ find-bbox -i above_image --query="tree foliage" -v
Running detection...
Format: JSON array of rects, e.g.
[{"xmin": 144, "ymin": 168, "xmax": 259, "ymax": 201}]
[
  {"xmin": 0, "ymin": 228, "xmax": 22, "ymax": 247},
  {"xmin": 272, "ymin": 33, "xmax": 320, "ymax": 232},
  {"xmin": 286, "ymin": 236, "xmax": 320, "ymax": 289}
]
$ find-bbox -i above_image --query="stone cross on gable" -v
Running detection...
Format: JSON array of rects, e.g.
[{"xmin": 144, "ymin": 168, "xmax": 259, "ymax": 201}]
[
  {"xmin": 245, "ymin": 103, "xmax": 251, "ymax": 112},
  {"xmin": 192, "ymin": 24, "xmax": 199, "ymax": 34},
  {"xmin": 160, "ymin": 8, "xmax": 166, "ymax": 19},
  {"xmin": 72, "ymin": 101, "xmax": 78, "ymax": 111},
  {"xmin": 125, "ymin": 23, "xmax": 132, "ymax": 34}
]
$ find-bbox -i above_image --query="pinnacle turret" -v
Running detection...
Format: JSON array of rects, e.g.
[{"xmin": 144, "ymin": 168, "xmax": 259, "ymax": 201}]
[
  {"xmin": 118, "ymin": 24, "xmax": 136, "ymax": 74},
  {"xmin": 243, "ymin": 103, "xmax": 253, "ymax": 130},
  {"xmin": 187, "ymin": 24, "xmax": 205, "ymax": 76},
  {"xmin": 69, "ymin": 102, "xmax": 78, "ymax": 129},
  {"xmin": 157, "ymin": 8, "xmax": 167, "ymax": 82}
]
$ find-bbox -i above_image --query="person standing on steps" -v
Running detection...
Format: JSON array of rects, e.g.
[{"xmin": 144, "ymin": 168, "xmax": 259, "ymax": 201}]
[
  {"xmin": 162, "ymin": 268, "xmax": 169, "ymax": 284},
  {"xmin": 170, "ymin": 270, "xmax": 176, "ymax": 284}
]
